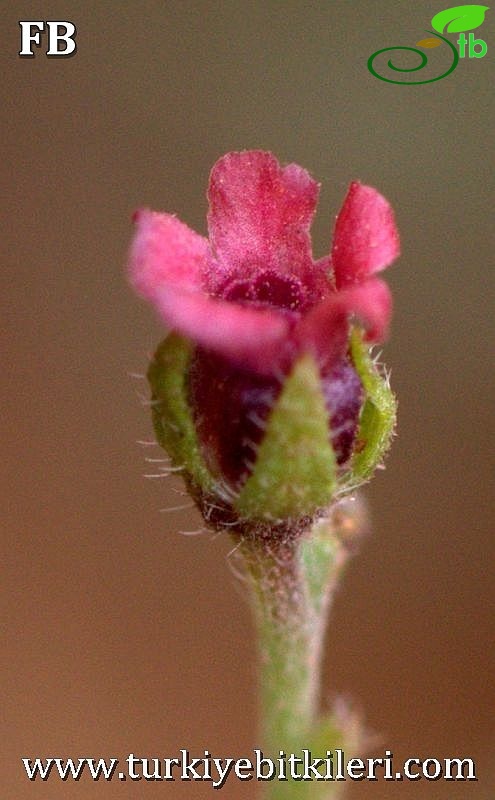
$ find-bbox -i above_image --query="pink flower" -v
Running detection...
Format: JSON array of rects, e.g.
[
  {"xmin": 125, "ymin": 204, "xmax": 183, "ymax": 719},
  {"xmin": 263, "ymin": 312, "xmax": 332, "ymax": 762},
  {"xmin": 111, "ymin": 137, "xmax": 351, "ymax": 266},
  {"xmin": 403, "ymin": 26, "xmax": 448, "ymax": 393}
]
[
  {"xmin": 129, "ymin": 151, "xmax": 399, "ymax": 486},
  {"xmin": 130, "ymin": 151, "xmax": 398, "ymax": 374}
]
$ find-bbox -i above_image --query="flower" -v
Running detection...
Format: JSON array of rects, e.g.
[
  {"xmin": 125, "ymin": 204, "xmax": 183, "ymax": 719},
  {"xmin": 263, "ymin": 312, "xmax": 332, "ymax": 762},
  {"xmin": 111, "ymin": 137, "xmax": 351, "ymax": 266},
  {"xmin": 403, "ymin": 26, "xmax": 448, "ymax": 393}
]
[{"xmin": 129, "ymin": 151, "xmax": 399, "ymax": 523}]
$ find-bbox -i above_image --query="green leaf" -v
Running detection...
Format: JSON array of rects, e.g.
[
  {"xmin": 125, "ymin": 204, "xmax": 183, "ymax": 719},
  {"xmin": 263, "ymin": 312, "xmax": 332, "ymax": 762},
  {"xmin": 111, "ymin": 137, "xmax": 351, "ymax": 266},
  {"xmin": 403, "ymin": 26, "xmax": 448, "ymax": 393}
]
[
  {"xmin": 147, "ymin": 333, "xmax": 213, "ymax": 492},
  {"xmin": 431, "ymin": 4, "xmax": 489, "ymax": 33},
  {"xmin": 235, "ymin": 354, "xmax": 336, "ymax": 521},
  {"xmin": 348, "ymin": 330, "xmax": 397, "ymax": 487}
]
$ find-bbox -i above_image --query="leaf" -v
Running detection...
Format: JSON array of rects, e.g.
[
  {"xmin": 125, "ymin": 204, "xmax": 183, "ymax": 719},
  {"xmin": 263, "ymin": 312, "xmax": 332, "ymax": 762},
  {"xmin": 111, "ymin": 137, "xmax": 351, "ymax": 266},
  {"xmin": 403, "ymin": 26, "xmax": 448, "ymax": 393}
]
[
  {"xmin": 416, "ymin": 37, "xmax": 442, "ymax": 47},
  {"xmin": 235, "ymin": 354, "xmax": 336, "ymax": 521},
  {"xmin": 431, "ymin": 4, "xmax": 489, "ymax": 33}
]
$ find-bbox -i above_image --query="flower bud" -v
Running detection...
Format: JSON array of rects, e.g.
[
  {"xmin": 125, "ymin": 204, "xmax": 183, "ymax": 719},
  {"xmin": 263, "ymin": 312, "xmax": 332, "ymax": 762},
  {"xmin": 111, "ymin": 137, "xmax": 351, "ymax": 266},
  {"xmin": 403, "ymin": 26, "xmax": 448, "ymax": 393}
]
[
  {"xmin": 130, "ymin": 151, "xmax": 399, "ymax": 527},
  {"xmin": 148, "ymin": 328, "xmax": 395, "ymax": 525}
]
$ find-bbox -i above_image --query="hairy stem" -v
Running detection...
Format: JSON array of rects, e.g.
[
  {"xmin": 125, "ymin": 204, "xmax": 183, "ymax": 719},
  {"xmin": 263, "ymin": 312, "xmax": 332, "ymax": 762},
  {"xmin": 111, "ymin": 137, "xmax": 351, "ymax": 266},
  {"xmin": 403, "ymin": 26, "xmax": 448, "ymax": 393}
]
[{"xmin": 238, "ymin": 497, "xmax": 366, "ymax": 798}]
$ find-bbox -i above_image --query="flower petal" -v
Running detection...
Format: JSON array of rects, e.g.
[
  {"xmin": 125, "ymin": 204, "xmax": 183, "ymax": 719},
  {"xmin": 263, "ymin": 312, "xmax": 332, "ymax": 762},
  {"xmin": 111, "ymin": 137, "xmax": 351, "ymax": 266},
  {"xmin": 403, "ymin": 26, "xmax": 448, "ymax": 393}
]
[
  {"xmin": 128, "ymin": 209, "xmax": 208, "ymax": 300},
  {"xmin": 342, "ymin": 278, "xmax": 393, "ymax": 342},
  {"xmin": 206, "ymin": 151, "xmax": 319, "ymax": 290},
  {"xmin": 331, "ymin": 182, "xmax": 400, "ymax": 287},
  {"xmin": 296, "ymin": 279, "xmax": 392, "ymax": 367},
  {"xmin": 153, "ymin": 285, "xmax": 291, "ymax": 375}
]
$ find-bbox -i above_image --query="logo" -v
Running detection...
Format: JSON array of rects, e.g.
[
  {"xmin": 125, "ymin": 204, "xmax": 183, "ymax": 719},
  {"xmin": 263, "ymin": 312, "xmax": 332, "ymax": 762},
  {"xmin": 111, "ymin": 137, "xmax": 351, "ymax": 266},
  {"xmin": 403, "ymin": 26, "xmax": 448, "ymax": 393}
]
[
  {"xmin": 368, "ymin": 4, "xmax": 488, "ymax": 84},
  {"xmin": 18, "ymin": 21, "xmax": 77, "ymax": 58}
]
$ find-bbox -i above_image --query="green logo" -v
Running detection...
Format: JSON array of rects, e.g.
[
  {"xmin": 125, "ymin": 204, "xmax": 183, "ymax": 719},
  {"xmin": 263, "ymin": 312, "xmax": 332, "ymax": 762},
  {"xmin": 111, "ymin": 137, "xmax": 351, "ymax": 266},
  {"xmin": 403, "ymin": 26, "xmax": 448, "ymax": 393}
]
[{"xmin": 368, "ymin": 4, "xmax": 489, "ymax": 84}]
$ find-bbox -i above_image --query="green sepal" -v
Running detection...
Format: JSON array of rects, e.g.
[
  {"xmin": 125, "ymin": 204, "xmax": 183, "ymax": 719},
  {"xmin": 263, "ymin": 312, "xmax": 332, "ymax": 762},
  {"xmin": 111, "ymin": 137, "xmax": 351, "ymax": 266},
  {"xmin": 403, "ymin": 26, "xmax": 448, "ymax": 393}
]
[
  {"xmin": 235, "ymin": 354, "xmax": 336, "ymax": 521},
  {"xmin": 348, "ymin": 329, "xmax": 397, "ymax": 486},
  {"xmin": 147, "ymin": 333, "xmax": 214, "ymax": 492}
]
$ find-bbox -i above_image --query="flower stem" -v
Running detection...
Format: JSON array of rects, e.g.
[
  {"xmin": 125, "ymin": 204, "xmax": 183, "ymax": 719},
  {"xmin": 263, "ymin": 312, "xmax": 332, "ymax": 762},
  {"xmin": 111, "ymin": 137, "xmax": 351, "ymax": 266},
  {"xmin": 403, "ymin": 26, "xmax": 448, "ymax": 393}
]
[
  {"xmin": 238, "ymin": 498, "xmax": 366, "ymax": 798},
  {"xmin": 242, "ymin": 535, "xmax": 320, "ymax": 750}
]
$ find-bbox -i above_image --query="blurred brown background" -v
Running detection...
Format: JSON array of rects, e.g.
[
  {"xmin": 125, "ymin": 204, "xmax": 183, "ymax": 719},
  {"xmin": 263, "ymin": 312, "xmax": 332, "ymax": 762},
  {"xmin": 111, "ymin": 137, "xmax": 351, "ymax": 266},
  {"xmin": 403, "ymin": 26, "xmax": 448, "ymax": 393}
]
[{"xmin": 2, "ymin": 2, "xmax": 494, "ymax": 797}]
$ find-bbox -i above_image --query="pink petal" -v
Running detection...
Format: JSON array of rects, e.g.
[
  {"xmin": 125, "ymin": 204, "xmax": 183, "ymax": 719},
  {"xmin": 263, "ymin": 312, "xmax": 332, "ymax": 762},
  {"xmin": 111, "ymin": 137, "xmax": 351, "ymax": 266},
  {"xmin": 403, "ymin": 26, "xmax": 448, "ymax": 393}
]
[
  {"xmin": 296, "ymin": 278, "xmax": 392, "ymax": 367},
  {"xmin": 331, "ymin": 182, "xmax": 400, "ymax": 288},
  {"xmin": 128, "ymin": 209, "xmax": 208, "ymax": 300},
  {"xmin": 153, "ymin": 285, "xmax": 291, "ymax": 375},
  {"xmin": 342, "ymin": 278, "xmax": 393, "ymax": 342},
  {"xmin": 206, "ymin": 151, "xmax": 319, "ymax": 290}
]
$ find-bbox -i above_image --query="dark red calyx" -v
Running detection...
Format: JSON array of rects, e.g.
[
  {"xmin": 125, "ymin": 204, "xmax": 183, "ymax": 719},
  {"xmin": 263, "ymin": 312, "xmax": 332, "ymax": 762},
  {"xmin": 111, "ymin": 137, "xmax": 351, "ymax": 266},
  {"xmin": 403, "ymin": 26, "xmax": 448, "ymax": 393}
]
[{"xmin": 188, "ymin": 349, "xmax": 363, "ymax": 490}]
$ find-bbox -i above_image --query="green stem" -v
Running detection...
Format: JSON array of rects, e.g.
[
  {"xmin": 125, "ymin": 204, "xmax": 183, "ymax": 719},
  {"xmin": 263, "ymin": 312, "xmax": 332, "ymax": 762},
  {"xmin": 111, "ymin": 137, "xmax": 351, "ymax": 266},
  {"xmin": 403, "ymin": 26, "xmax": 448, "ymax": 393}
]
[
  {"xmin": 239, "ymin": 498, "xmax": 365, "ymax": 799},
  {"xmin": 242, "ymin": 535, "xmax": 320, "ymax": 751}
]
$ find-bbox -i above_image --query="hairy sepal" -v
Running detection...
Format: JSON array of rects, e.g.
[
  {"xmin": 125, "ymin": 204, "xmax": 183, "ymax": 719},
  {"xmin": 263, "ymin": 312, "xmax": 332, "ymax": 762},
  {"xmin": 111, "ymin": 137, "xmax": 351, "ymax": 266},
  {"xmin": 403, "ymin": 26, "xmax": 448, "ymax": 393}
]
[
  {"xmin": 348, "ymin": 329, "xmax": 397, "ymax": 486},
  {"xmin": 235, "ymin": 354, "xmax": 337, "ymax": 522},
  {"xmin": 147, "ymin": 333, "xmax": 214, "ymax": 493}
]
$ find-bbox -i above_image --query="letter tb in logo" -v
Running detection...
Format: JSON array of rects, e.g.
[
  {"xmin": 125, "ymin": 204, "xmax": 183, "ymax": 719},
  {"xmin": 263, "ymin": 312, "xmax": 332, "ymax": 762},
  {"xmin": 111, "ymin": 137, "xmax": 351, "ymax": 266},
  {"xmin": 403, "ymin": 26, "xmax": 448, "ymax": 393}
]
[
  {"xmin": 18, "ymin": 21, "xmax": 77, "ymax": 57},
  {"xmin": 457, "ymin": 31, "xmax": 488, "ymax": 56}
]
